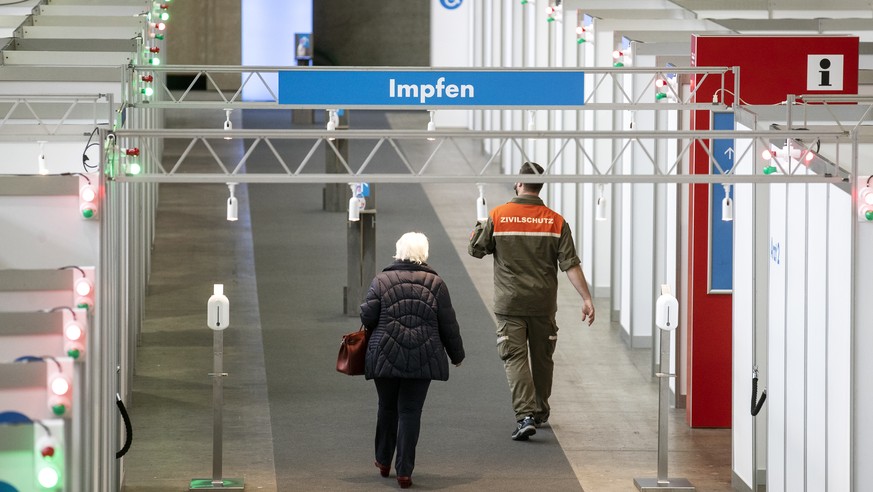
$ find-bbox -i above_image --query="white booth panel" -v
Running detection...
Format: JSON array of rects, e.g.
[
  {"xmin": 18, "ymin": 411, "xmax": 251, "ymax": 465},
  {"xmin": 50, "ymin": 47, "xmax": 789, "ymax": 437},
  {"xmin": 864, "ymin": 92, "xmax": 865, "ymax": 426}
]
[
  {"xmin": 37, "ymin": 4, "xmax": 148, "ymax": 16},
  {"xmin": 767, "ymin": 182, "xmax": 787, "ymax": 492},
  {"xmin": 0, "ymin": 195, "xmax": 100, "ymax": 270},
  {"xmin": 1, "ymin": 142, "xmax": 100, "ymax": 175},
  {"xmin": 17, "ymin": 25, "xmax": 142, "ymax": 40},
  {"xmin": 3, "ymin": 50, "xmax": 132, "ymax": 66},
  {"xmin": 766, "ymin": 180, "xmax": 853, "ymax": 491}
]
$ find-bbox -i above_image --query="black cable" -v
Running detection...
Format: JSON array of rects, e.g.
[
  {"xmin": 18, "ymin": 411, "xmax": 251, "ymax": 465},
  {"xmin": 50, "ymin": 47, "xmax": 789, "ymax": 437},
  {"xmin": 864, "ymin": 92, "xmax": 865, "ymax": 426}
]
[
  {"xmin": 116, "ymin": 394, "xmax": 133, "ymax": 458},
  {"xmin": 47, "ymin": 306, "xmax": 77, "ymax": 320},
  {"xmin": 751, "ymin": 372, "xmax": 767, "ymax": 416},
  {"xmin": 58, "ymin": 265, "xmax": 86, "ymax": 277},
  {"xmin": 82, "ymin": 127, "xmax": 100, "ymax": 172}
]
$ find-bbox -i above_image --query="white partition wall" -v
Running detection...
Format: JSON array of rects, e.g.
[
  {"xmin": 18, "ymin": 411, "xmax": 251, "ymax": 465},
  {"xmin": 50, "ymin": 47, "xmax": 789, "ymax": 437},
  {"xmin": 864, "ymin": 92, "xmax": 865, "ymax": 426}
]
[{"xmin": 756, "ymin": 178, "xmax": 852, "ymax": 492}]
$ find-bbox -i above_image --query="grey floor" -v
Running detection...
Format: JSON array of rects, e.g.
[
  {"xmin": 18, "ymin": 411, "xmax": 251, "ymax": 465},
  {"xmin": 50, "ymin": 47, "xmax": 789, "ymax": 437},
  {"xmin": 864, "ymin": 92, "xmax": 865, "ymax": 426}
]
[{"xmin": 121, "ymin": 107, "xmax": 732, "ymax": 492}]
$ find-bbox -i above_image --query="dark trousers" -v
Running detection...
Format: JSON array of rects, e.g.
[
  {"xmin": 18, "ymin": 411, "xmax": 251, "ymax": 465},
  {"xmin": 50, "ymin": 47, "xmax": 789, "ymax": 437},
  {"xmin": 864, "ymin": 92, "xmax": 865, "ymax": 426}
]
[{"xmin": 374, "ymin": 378, "xmax": 431, "ymax": 477}]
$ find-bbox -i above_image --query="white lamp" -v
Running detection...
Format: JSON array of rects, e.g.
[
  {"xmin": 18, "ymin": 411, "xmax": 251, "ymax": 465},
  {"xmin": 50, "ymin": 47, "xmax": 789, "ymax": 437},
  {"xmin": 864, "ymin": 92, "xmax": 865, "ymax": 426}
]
[
  {"xmin": 38, "ymin": 141, "xmax": 48, "ymax": 175},
  {"xmin": 476, "ymin": 183, "xmax": 488, "ymax": 222},
  {"xmin": 595, "ymin": 185, "xmax": 607, "ymax": 221},
  {"xmin": 721, "ymin": 184, "xmax": 733, "ymax": 222},
  {"xmin": 226, "ymin": 183, "xmax": 238, "ymax": 221},
  {"xmin": 223, "ymin": 109, "xmax": 233, "ymax": 140},
  {"xmin": 327, "ymin": 110, "xmax": 338, "ymax": 141},
  {"xmin": 348, "ymin": 183, "xmax": 365, "ymax": 221},
  {"xmin": 427, "ymin": 110, "xmax": 436, "ymax": 141}
]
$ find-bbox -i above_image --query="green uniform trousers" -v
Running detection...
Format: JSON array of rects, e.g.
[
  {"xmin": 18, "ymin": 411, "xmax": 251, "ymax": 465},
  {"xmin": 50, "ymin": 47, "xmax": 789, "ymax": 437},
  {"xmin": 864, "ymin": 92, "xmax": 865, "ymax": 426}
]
[{"xmin": 495, "ymin": 314, "xmax": 559, "ymax": 422}]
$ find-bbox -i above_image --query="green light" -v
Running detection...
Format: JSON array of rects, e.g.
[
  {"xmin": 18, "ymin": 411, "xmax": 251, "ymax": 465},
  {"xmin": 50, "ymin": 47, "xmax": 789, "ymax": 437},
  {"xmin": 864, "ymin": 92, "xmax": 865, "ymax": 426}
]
[
  {"xmin": 149, "ymin": 57, "xmax": 161, "ymax": 66},
  {"xmin": 77, "ymin": 302, "xmax": 90, "ymax": 310},
  {"xmin": 51, "ymin": 404, "xmax": 66, "ymax": 416},
  {"xmin": 577, "ymin": 38, "xmax": 585, "ymax": 44},
  {"xmin": 127, "ymin": 162, "xmax": 142, "ymax": 176},
  {"xmin": 866, "ymin": 210, "xmax": 873, "ymax": 221},
  {"xmin": 67, "ymin": 349, "xmax": 80, "ymax": 359},
  {"xmin": 81, "ymin": 208, "xmax": 95, "ymax": 219},
  {"xmin": 655, "ymin": 92, "xmax": 667, "ymax": 100},
  {"xmin": 763, "ymin": 166, "xmax": 777, "ymax": 175},
  {"xmin": 155, "ymin": 34, "xmax": 164, "ymax": 40},
  {"xmin": 546, "ymin": 16, "xmax": 555, "ymax": 22},
  {"xmin": 38, "ymin": 466, "xmax": 60, "ymax": 488},
  {"xmin": 161, "ymin": 12, "xmax": 169, "ymax": 21},
  {"xmin": 141, "ymin": 87, "xmax": 154, "ymax": 97},
  {"xmin": 520, "ymin": 0, "xmax": 528, "ymax": 4},
  {"xmin": 613, "ymin": 62, "xmax": 624, "ymax": 68}
]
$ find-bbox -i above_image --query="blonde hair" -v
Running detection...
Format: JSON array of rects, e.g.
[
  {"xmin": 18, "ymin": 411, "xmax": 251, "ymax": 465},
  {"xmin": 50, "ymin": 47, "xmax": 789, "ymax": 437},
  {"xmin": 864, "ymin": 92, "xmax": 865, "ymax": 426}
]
[{"xmin": 393, "ymin": 232, "xmax": 429, "ymax": 264}]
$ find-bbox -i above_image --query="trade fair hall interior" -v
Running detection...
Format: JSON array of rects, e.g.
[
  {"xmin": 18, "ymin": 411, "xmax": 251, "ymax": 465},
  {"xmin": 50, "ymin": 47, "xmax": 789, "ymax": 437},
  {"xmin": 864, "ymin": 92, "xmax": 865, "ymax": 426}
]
[{"xmin": 1, "ymin": 1, "xmax": 873, "ymax": 491}]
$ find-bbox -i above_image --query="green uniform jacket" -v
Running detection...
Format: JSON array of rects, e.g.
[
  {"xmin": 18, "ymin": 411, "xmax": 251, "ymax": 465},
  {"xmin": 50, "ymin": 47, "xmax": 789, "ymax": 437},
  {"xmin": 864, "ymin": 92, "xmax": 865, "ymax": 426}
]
[{"xmin": 468, "ymin": 194, "xmax": 581, "ymax": 316}]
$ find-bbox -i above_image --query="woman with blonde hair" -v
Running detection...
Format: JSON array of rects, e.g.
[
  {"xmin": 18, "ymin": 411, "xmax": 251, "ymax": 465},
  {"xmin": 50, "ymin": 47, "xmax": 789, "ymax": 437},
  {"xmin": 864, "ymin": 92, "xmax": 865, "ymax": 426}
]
[{"xmin": 360, "ymin": 232, "xmax": 465, "ymax": 488}]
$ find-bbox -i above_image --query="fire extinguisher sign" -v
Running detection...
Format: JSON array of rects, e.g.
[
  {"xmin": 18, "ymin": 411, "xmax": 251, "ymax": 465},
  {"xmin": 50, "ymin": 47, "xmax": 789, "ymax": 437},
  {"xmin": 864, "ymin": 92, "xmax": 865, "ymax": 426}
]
[{"xmin": 807, "ymin": 54, "xmax": 844, "ymax": 91}]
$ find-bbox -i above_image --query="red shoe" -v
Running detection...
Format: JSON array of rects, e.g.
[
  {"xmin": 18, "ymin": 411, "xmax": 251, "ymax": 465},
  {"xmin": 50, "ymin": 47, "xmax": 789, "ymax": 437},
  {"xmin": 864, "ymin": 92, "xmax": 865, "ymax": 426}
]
[
  {"xmin": 374, "ymin": 460, "xmax": 390, "ymax": 478},
  {"xmin": 397, "ymin": 476, "xmax": 412, "ymax": 488}
]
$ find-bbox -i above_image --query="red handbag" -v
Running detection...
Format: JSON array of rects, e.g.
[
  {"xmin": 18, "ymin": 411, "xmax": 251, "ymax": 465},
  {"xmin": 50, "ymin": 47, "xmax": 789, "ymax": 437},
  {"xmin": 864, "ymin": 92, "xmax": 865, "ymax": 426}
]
[{"xmin": 336, "ymin": 326, "xmax": 368, "ymax": 375}]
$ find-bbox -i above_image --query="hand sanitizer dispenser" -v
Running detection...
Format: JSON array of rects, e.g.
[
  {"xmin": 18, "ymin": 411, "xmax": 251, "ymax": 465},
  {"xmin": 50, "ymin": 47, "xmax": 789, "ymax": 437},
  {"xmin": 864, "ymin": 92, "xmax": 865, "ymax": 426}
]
[
  {"xmin": 654, "ymin": 284, "xmax": 679, "ymax": 331},
  {"xmin": 207, "ymin": 284, "xmax": 230, "ymax": 330}
]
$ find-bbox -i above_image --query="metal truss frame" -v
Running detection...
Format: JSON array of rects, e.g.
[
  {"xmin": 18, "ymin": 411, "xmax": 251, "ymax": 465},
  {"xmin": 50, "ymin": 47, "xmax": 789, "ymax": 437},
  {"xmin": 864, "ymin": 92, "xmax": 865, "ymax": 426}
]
[
  {"xmin": 0, "ymin": 93, "xmax": 113, "ymax": 140},
  {"xmin": 110, "ymin": 64, "xmax": 859, "ymax": 187},
  {"xmin": 105, "ymin": 127, "xmax": 850, "ymax": 185}
]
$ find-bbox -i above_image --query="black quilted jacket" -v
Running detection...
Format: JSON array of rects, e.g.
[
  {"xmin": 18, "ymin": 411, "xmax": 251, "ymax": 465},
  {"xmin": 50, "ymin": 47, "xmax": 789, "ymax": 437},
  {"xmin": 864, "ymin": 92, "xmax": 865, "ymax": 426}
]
[{"xmin": 359, "ymin": 260, "xmax": 465, "ymax": 381}]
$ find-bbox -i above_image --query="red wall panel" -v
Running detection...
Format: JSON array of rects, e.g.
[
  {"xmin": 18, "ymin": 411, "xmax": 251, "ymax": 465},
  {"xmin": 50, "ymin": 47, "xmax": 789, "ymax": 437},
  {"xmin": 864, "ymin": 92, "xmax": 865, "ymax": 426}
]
[{"xmin": 687, "ymin": 35, "xmax": 858, "ymax": 427}]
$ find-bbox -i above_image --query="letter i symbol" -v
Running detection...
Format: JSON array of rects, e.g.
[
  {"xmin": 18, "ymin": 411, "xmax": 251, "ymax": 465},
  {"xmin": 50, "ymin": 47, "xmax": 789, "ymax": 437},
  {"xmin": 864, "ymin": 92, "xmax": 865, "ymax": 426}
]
[{"xmin": 819, "ymin": 58, "xmax": 831, "ymax": 87}]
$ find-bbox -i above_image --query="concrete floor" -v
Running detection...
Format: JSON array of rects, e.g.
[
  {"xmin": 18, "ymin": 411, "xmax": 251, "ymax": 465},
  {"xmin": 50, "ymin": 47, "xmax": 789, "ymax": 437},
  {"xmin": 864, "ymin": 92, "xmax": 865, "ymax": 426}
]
[{"xmin": 122, "ymin": 108, "xmax": 733, "ymax": 492}]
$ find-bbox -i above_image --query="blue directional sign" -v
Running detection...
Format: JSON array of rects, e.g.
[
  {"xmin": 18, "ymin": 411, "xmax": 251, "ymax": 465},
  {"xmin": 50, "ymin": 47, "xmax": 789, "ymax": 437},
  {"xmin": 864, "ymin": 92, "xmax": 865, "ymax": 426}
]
[
  {"xmin": 278, "ymin": 70, "xmax": 585, "ymax": 108},
  {"xmin": 710, "ymin": 111, "xmax": 734, "ymax": 292}
]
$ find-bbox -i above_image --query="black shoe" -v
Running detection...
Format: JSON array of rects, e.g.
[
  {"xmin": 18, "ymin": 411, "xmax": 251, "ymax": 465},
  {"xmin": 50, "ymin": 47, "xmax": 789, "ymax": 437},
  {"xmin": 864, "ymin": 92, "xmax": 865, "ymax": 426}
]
[
  {"xmin": 534, "ymin": 417, "xmax": 549, "ymax": 428},
  {"xmin": 511, "ymin": 416, "xmax": 537, "ymax": 441}
]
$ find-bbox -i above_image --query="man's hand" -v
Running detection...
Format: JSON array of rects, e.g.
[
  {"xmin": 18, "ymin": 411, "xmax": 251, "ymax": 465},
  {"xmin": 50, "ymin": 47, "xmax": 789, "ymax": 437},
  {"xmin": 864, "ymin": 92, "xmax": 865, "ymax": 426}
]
[{"xmin": 581, "ymin": 299, "xmax": 595, "ymax": 326}]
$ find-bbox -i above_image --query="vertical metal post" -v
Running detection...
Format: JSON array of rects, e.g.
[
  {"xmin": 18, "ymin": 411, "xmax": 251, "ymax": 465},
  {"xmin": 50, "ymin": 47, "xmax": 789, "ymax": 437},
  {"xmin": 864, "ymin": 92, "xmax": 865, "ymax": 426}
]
[
  {"xmin": 345, "ymin": 210, "xmax": 376, "ymax": 316},
  {"xmin": 657, "ymin": 328, "xmax": 671, "ymax": 483},
  {"xmin": 635, "ymin": 286, "xmax": 694, "ymax": 492},
  {"xmin": 324, "ymin": 110, "xmax": 350, "ymax": 212},
  {"xmin": 189, "ymin": 285, "xmax": 243, "ymax": 491},
  {"xmin": 211, "ymin": 330, "xmax": 224, "ymax": 486}
]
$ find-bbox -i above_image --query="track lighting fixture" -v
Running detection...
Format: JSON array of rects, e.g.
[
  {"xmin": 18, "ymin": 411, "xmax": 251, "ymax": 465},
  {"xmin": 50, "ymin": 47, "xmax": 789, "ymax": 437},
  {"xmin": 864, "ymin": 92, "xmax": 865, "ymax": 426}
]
[{"xmin": 226, "ymin": 182, "xmax": 238, "ymax": 222}]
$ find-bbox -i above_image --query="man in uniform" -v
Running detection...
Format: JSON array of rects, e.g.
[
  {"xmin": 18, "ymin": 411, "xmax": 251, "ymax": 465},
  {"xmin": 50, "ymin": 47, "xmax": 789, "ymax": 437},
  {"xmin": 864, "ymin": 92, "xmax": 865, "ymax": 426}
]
[{"xmin": 468, "ymin": 162, "xmax": 595, "ymax": 441}]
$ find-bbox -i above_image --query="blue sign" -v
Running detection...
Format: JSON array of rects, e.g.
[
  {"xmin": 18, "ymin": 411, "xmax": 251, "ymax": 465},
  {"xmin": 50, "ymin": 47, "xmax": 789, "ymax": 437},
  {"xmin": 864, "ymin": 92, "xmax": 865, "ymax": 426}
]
[
  {"xmin": 278, "ymin": 70, "xmax": 585, "ymax": 108},
  {"xmin": 440, "ymin": 0, "xmax": 463, "ymax": 9},
  {"xmin": 710, "ymin": 111, "xmax": 734, "ymax": 292}
]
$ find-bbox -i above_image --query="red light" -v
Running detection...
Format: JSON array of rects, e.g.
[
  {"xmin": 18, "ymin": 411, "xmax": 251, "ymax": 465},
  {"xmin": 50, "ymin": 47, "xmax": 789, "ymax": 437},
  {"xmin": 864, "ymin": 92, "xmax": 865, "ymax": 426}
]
[
  {"xmin": 141, "ymin": 74, "xmax": 153, "ymax": 83},
  {"xmin": 804, "ymin": 151, "xmax": 815, "ymax": 162},
  {"xmin": 41, "ymin": 446, "xmax": 55, "ymax": 458},
  {"xmin": 149, "ymin": 46, "xmax": 160, "ymax": 53},
  {"xmin": 655, "ymin": 78, "xmax": 666, "ymax": 88},
  {"xmin": 125, "ymin": 147, "xmax": 140, "ymax": 156},
  {"xmin": 157, "ymin": 22, "xmax": 166, "ymax": 31},
  {"xmin": 545, "ymin": 6, "xmax": 555, "ymax": 15},
  {"xmin": 762, "ymin": 149, "xmax": 774, "ymax": 160},
  {"xmin": 613, "ymin": 50, "xmax": 624, "ymax": 59},
  {"xmin": 160, "ymin": 3, "xmax": 168, "ymax": 9}
]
